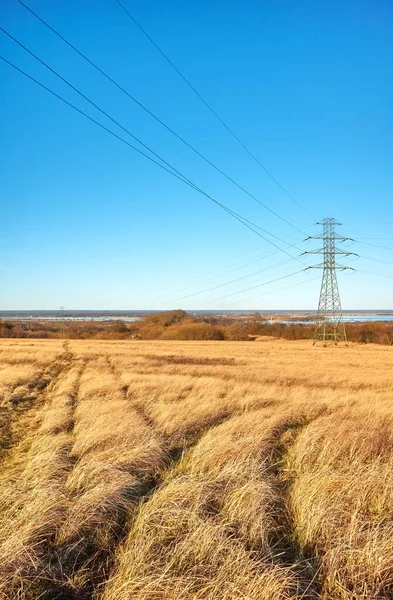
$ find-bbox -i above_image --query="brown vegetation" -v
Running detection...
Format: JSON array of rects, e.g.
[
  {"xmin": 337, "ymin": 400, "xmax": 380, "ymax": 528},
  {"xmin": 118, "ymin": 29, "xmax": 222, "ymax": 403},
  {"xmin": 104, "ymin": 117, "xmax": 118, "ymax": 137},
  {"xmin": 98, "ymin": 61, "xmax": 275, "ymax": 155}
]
[
  {"xmin": 248, "ymin": 320, "xmax": 393, "ymax": 345},
  {"xmin": 1, "ymin": 311, "xmax": 393, "ymax": 344},
  {"xmin": 0, "ymin": 337, "xmax": 392, "ymax": 599}
]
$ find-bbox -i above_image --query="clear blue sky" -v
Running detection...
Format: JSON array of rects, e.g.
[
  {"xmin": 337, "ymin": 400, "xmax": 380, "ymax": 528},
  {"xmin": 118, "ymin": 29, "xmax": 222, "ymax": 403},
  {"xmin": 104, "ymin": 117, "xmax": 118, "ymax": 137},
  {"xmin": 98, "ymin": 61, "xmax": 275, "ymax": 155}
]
[{"xmin": 1, "ymin": 0, "xmax": 392, "ymax": 310}]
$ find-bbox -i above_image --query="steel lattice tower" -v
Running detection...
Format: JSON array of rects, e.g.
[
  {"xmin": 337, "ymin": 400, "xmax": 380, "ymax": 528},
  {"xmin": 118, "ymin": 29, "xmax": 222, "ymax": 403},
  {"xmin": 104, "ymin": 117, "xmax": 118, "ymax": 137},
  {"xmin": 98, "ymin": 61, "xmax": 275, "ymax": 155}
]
[{"xmin": 304, "ymin": 218, "xmax": 354, "ymax": 344}]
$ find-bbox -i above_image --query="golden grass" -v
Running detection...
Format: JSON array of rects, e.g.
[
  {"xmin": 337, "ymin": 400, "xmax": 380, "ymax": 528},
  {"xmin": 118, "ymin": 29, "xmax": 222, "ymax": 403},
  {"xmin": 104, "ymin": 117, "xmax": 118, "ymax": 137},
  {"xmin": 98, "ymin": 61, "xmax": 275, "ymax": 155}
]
[{"xmin": 0, "ymin": 338, "xmax": 391, "ymax": 599}]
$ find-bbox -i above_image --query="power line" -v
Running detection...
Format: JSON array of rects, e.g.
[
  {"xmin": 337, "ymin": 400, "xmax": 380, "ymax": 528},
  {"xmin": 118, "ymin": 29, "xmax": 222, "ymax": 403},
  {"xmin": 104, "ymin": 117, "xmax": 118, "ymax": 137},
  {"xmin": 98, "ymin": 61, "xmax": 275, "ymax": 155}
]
[
  {"xmin": 356, "ymin": 254, "xmax": 393, "ymax": 267},
  {"xmin": 0, "ymin": 27, "xmax": 194, "ymax": 189},
  {"xmin": 0, "ymin": 56, "xmax": 189, "ymax": 185},
  {"xmin": 0, "ymin": 52, "xmax": 302, "ymax": 260},
  {"xmin": 355, "ymin": 240, "xmax": 393, "ymax": 252},
  {"xmin": 152, "ymin": 222, "xmax": 316, "ymax": 300},
  {"xmin": 356, "ymin": 270, "xmax": 393, "ymax": 280},
  {"xmin": 214, "ymin": 275, "xmax": 321, "ymax": 309},
  {"xmin": 152, "ymin": 247, "xmax": 273, "ymax": 301},
  {"xmin": 16, "ymin": 0, "xmax": 306, "ymax": 235},
  {"xmin": 210, "ymin": 268, "xmax": 307, "ymax": 303},
  {"xmin": 113, "ymin": 0, "xmax": 315, "ymax": 221},
  {"xmin": 153, "ymin": 234, "xmax": 306, "ymax": 300},
  {"xmin": 1, "ymin": 26, "xmax": 307, "ymax": 258},
  {"xmin": 176, "ymin": 257, "xmax": 297, "ymax": 302},
  {"xmin": 209, "ymin": 262, "xmax": 391, "ymax": 312}
]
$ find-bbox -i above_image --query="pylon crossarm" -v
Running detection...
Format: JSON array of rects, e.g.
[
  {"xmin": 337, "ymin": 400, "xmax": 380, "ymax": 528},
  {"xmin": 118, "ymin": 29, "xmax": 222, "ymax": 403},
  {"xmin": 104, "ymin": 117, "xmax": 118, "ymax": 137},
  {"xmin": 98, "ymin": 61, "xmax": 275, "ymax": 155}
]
[
  {"xmin": 336, "ymin": 265, "xmax": 355, "ymax": 271},
  {"xmin": 302, "ymin": 250, "xmax": 356, "ymax": 256},
  {"xmin": 305, "ymin": 236, "xmax": 354, "ymax": 242}
]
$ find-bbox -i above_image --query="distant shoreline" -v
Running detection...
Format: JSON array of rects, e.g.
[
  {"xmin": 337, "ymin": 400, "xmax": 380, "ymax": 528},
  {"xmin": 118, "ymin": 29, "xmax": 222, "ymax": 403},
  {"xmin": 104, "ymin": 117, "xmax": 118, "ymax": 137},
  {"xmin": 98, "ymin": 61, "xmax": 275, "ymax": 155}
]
[
  {"xmin": 1, "ymin": 309, "xmax": 393, "ymax": 324},
  {"xmin": 1, "ymin": 309, "xmax": 392, "ymax": 316}
]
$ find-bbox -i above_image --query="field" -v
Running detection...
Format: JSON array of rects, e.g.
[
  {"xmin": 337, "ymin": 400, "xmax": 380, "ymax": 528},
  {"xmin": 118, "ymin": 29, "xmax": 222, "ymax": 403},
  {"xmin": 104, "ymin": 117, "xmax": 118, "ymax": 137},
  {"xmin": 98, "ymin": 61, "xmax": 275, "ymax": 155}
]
[{"xmin": 0, "ymin": 338, "xmax": 392, "ymax": 600}]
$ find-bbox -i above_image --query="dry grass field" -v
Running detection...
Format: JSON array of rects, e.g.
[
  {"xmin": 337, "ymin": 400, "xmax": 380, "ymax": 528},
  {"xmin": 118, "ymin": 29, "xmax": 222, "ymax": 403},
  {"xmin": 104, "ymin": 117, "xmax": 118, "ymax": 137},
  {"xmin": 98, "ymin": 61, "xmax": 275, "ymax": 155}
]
[{"xmin": 0, "ymin": 337, "xmax": 392, "ymax": 600}]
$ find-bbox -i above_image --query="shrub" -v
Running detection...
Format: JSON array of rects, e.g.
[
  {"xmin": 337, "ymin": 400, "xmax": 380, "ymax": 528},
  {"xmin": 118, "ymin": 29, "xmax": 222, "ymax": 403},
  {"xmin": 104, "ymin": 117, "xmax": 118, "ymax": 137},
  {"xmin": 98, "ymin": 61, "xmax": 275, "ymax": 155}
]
[
  {"xmin": 162, "ymin": 322, "xmax": 225, "ymax": 340},
  {"xmin": 224, "ymin": 323, "xmax": 249, "ymax": 341}
]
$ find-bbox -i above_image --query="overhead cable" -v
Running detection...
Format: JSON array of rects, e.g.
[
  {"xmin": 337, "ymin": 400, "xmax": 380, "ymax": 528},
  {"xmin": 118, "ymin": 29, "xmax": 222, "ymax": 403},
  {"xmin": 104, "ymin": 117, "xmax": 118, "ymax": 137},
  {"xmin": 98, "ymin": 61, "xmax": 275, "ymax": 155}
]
[
  {"xmin": 16, "ymin": 0, "xmax": 306, "ymax": 234},
  {"xmin": 113, "ymin": 0, "xmax": 315, "ymax": 221},
  {"xmin": 211, "ymin": 268, "xmax": 307, "ymax": 303},
  {"xmin": 176, "ymin": 257, "xmax": 297, "ymax": 302},
  {"xmin": 355, "ymin": 255, "xmax": 393, "ymax": 267},
  {"xmin": 356, "ymin": 270, "xmax": 393, "ymax": 280},
  {"xmin": 153, "ymin": 224, "xmax": 316, "ymax": 300},
  {"xmin": 154, "ymin": 237, "xmax": 305, "ymax": 300},
  {"xmin": 214, "ymin": 275, "xmax": 321, "ymax": 308},
  {"xmin": 355, "ymin": 240, "xmax": 393, "ymax": 253},
  {"xmin": 0, "ymin": 52, "xmax": 302, "ymax": 261}
]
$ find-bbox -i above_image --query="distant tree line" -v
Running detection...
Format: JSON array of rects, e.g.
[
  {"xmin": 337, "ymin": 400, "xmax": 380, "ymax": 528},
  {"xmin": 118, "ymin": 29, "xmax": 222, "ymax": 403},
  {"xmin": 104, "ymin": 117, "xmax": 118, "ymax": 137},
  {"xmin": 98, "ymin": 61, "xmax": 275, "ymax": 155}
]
[{"xmin": 0, "ymin": 311, "xmax": 392, "ymax": 345}]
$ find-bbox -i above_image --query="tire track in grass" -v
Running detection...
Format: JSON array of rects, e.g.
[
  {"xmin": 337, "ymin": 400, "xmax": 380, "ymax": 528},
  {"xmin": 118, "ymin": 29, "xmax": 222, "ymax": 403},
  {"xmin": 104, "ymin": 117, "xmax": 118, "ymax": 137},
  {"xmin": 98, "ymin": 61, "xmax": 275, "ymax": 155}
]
[
  {"xmin": 41, "ymin": 355, "xmax": 164, "ymax": 600},
  {"xmin": 106, "ymin": 353, "xmax": 234, "ymax": 440},
  {"xmin": 0, "ymin": 354, "xmax": 61, "ymax": 458},
  {"xmin": 49, "ymin": 356, "xmax": 321, "ymax": 599},
  {"xmin": 98, "ymin": 410, "xmax": 315, "ymax": 600},
  {"xmin": 49, "ymin": 355, "xmax": 232, "ymax": 600},
  {"xmin": 27, "ymin": 355, "xmax": 87, "ymax": 600},
  {"xmin": 63, "ymin": 354, "xmax": 307, "ymax": 600},
  {"xmin": 176, "ymin": 412, "xmax": 324, "ymax": 598},
  {"xmin": 35, "ymin": 356, "xmax": 88, "ymax": 600},
  {"xmin": 264, "ymin": 412, "xmax": 327, "ymax": 599},
  {"xmin": 0, "ymin": 343, "xmax": 76, "ymax": 469},
  {"xmin": 0, "ymin": 345, "xmax": 85, "ymax": 599},
  {"xmin": 89, "ymin": 418, "xmax": 235, "ymax": 600},
  {"xmin": 40, "ymin": 356, "xmax": 94, "ymax": 600}
]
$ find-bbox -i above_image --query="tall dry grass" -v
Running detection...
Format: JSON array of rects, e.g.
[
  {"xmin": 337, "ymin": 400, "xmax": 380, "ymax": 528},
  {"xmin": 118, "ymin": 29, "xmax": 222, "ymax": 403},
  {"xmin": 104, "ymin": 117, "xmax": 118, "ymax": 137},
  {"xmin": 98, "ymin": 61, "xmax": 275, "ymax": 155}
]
[
  {"xmin": 0, "ymin": 340, "xmax": 64, "ymax": 465},
  {"xmin": 286, "ymin": 411, "xmax": 393, "ymax": 599},
  {"xmin": 52, "ymin": 357, "xmax": 166, "ymax": 596},
  {"xmin": 0, "ymin": 338, "xmax": 391, "ymax": 599},
  {"xmin": 0, "ymin": 361, "xmax": 81, "ymax": 597}
]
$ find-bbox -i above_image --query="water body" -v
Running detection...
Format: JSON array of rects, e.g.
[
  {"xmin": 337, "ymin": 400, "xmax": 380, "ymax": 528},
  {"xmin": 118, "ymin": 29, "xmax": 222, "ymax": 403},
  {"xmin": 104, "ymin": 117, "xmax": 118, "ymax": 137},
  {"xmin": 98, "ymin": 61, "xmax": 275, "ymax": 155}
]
[
  {"xmin": 1, "ymin": 311, "xmax": 392, "ymax": 324},
  {"xmin": 273, "ymin": 316, "xmax": 393, "ymax": 325},
  {"xmin": 0, "ymin": 316, "xmax": 138, "ymax": 322}
]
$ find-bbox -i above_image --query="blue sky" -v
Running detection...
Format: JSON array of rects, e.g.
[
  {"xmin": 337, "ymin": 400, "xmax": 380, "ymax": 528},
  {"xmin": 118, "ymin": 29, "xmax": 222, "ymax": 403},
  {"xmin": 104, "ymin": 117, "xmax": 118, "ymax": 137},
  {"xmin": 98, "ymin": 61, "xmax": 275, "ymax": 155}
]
[{"xmin": 1, "ymin": 0, "xmax": 392, "ymax": 310}]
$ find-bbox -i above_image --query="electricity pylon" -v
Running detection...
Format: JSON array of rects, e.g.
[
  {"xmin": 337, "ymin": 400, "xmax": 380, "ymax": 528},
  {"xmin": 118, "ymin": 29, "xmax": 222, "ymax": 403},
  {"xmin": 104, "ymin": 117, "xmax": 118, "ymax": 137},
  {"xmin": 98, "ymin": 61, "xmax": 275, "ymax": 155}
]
[{"xmin": 303, "ymin": 218, "xmax": 355, "ymax": 344}]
